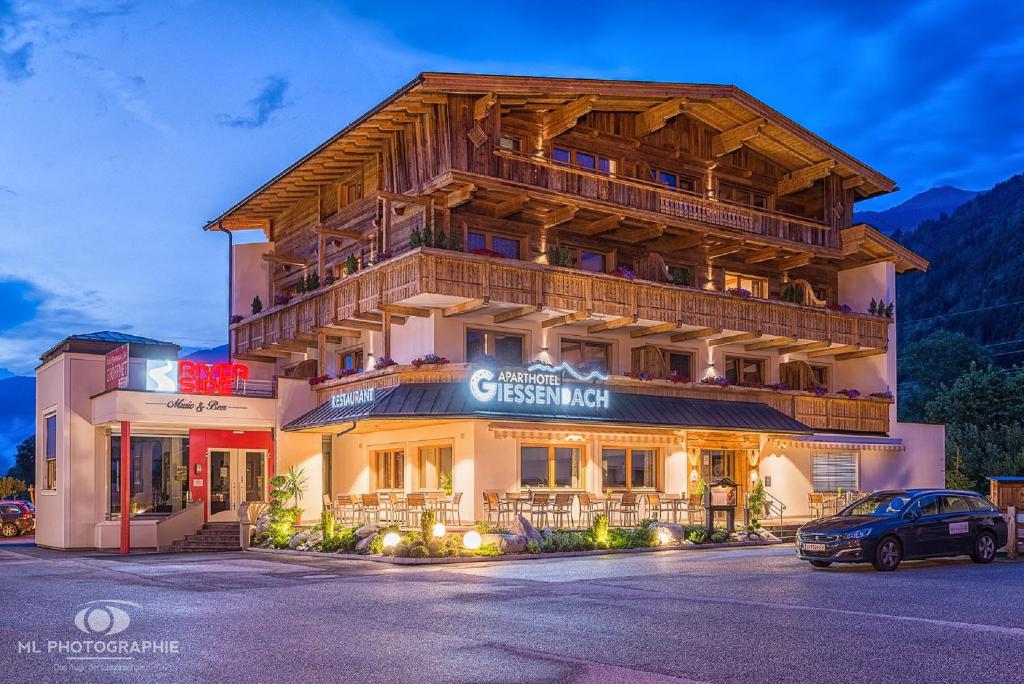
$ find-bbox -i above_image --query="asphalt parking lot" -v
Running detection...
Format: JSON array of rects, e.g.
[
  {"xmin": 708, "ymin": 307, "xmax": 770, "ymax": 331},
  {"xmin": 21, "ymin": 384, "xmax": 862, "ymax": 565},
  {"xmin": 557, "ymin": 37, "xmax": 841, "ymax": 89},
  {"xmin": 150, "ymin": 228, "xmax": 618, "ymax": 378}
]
[{"xmin": 1, "ymin": 544, "xmax": 1021, "ymax": 683}]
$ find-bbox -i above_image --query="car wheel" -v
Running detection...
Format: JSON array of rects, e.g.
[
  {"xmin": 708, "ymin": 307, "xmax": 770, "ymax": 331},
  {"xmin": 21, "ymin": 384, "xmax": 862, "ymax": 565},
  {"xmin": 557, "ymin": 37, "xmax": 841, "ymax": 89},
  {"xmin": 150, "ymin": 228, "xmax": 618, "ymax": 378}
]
[
  {"xmin": 971, "ymin": 531, "xmax": 996, "ymax": 564},
  {"xmin": 809, "ymin": 560, "xmax": 832, "ymax": 568},
  {"xmin": 0, "ymin": 522, "xmax": 18, "ymax": 538},
  {"xmin": 872, "ymin": 536, "xmax": 901, "ymax": 571}
]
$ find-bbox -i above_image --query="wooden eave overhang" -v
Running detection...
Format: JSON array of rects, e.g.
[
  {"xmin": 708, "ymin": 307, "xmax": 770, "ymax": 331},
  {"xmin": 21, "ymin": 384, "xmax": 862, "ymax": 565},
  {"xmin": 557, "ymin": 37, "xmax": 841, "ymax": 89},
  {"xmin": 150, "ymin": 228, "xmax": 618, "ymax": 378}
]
[
  {"xmin": 840, "ymin": 224, "xmax": 929, "ymax": 273},
  {"xmin": 205, "ymin": 72, "xmax": 897, "ymax": 236}
]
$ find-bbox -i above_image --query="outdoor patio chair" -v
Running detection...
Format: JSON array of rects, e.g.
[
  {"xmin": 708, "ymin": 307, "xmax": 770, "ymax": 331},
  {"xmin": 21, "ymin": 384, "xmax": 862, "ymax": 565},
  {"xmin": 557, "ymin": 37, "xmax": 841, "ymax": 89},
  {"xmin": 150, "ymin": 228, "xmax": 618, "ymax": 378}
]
[
  {"xmin": 405, "ymin": 493, "xmax": 425, "ymax": 528},
  {"xmin": 322, "ymin": 494, "xmax": 337, "ymax": 521},
  {"xmin": 550, "ymin": 493, "xmax": 575, "ymax": 528},
  {"xmin": 526, "ymin": 492, "xmax": 552, "ymax": 528},
  {"xmin": 335, "ymin": 495, "xmax": 360, "ymax": 525},
  {"xmin": 576, "ymin": 492, "xmax": 599, "ymax": 528},
  {"xmin": 616, "ymin": 493, "xmax": 640, "ymax": 527},
  {"xmin": 483, "ymin": 491, "xmax": 514, "ymax": 527},
  {"xmin": 386, "ymin": 492, "xmax": 408, "ymax": 525},
  {"xmin": 686, "ymin": 494, "xmax": 704, "ymax": 525},
  {"xmin": 808, "ymin": 493, "xmax": 825, "ymax": 518},
  {"xmin": 443, "ymin": 492, "xmax": 463, "ymax": 526},
  {"xmin": 360, "ymin": 494, "xmax": 382, "ymax": 524},
  {"xmin": 645, "ymin": 493, "xmax": 675, "ymax": 522}
]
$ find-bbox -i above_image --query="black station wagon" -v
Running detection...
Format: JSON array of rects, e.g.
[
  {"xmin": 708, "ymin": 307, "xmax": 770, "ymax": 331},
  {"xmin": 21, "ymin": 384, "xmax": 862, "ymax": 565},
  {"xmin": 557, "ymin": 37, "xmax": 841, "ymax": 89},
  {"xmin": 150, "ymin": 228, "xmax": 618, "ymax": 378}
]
[{"xmin": 796, "ymin": 489, "xmax": 1008, "ymax": 571}]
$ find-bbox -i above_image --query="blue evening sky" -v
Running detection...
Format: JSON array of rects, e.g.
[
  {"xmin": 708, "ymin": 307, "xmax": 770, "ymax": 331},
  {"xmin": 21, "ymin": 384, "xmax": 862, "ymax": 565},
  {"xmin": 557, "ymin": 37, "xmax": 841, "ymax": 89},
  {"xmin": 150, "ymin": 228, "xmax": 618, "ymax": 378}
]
[{"xmin": 1, "ymin": 0, "xmax": 1022, "ymax": 375}]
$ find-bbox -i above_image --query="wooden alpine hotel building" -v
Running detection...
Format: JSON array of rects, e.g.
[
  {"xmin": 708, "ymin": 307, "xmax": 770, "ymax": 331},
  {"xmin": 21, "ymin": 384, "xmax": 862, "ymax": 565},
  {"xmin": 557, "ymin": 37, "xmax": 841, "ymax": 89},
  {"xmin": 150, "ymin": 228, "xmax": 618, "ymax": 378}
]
[{"xmin": 35, "ymin": 73, "xmax": 943, "ymax": 549}]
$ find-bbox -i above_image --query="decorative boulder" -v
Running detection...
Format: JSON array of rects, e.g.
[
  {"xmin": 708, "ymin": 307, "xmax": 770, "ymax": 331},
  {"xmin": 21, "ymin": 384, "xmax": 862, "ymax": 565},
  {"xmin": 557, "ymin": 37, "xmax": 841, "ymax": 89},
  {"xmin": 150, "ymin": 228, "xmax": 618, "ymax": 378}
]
[
  {"xmin": 648, "ymin": 522, "xmax": 687, "ymax": 543},
  {"xmin": 355, "ymin": 524, "xmax": 379, "ymax": 538},
  {"xmin": 304, "ymin": 530, "xmax": 324, "ymax": 549},
  {"xmin": 355, "ymin": 532, "xmax": 378, "ymax": 554},
  {"xmin": 288, "ymin": 532, "xmax": 308, "ymax": 549},
  {"xmin": 254, "ymin": 514, "xmax": 270, "ymax": 537},
  {"xmin": 481, "ymin": 533, "xmax": 528, "ymax": 554},
  {"xmin": 509, "ymin": 514, "xmax": 544, "ymax": 546},
  {"xmin": 540, "ymin": 528, "xmax": 555, "ymax": 539}
]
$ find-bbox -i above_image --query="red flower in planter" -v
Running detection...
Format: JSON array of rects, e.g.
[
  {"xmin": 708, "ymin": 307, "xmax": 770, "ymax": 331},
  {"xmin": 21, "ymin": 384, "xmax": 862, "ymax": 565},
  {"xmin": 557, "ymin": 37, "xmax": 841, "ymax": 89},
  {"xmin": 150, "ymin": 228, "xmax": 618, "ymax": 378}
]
[
  {"xmin": 308, "ymin": 374, "xmax": 331, "ymax": 386},
  {"xmin": 726, "ymin": 287, "xmax": 752, "ymax": 298},
  {"xmin": 374, "ymin": 357, "xmax": 398, "ymax": 369}
]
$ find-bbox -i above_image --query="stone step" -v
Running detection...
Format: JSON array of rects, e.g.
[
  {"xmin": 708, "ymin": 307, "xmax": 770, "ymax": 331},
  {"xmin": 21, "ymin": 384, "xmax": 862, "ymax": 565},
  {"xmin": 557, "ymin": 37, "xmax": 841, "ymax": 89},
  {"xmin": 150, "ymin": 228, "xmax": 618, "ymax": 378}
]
[{"xmin": 170, "ymin": 545, "xmax": 242, "ymax": 552}]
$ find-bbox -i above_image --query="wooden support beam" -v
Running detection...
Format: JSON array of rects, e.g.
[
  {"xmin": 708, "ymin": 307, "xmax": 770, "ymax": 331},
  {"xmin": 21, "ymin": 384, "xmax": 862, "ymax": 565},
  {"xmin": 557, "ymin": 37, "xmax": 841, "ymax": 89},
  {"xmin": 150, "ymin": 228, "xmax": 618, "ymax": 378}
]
[
  {"xmin": 708, "ymin": 332, "xmax": 762, "ymax": 347},
  {"xmin": 630, "ymin": 322, "xmax": 680, "ymax": 338},
  {"xmin": 484, "ymin": 193, "xmax": 527, "ymax": 219},
  {"xmin": 707, "ymin": 240, "xmax": 744, "ymax": 259},
  {"xmin": 745, "ymin": 337, "xmax": 796, "ymax": 351},
  {"xmin": 541, "ymin": 311, "xmax": 589, "ymax": 329},
  {"xmin": 522, "ymin": 203, "xmax": 578, "ymax": 229},
  {"xmin": 635, "ymin": 97, "xmax": 688, "ymax": 137},
  {"xmin": 542, "ymin": 95, "xmax": 598, "ymax": 138},
  {"xmin": 778, "ymin": 159, "xmax": 836, "ymax": 196},
  {"xmin": 492, "ymin": 305, "xmax": 541, "ymax": 324},
  {"xmin": 670, "ymin": 327, "xmax": 722, "ymax": 343},
  {"xmin": 744, "ymin": 246, "xmax": 778, "ymax": 264},
  {"xmin": 566, "ymin": 214, "xmax": 622, "ymax": 236},
  {"xmin": 776, "ymin": 340, "xmax": 831, "ymax": 355},
  {"xmin": 336, "ymin": 318, "xmax": 384, "ymax": 332},
  {"xmin": 381, "ymin": 304, "xmax": 431, "ymax": 318},
  {"xmin": 609, "ymin": 223, "xmax": 665, "ymax": 244},
  {"xmin": 314, "ymin": 226, "xmax": 362, "ymax": 241},
  {"xmin": 261, "ymin": 253, "xmax": 307, "ymax": 267},
  {"xmin": 473, "ymin": 92, "xmax": 498, "ymax": 121},
  {"xmin": 443, "ymin": 298, "xmax": 489, "ymax": 317},
  {"xmin": 807, "ymin": 344, "xmax": 861, "ymax": 358},
  {"xmin": 842, "ymin": 176, "xmax": 867, "ymax": 191},
  {"xmin": 441, "ymin": 184, "xmax": 475, "ymax": 208},
  {"xmin": 378, "ymin": 191, "xmax": 433, "ymax": 208},
  {"xmin": 587, "ymin": 316, "xmax": 636, "ymax": 334},
  {"xmin": 835, "ymin": 347, "xmax": 887, "ymax": 361},
  {"xmin": 653, "ymin": 232, "xmax": 706, "ymax": 252},
  {"xmin": 779, "ymin": 254, "xmax": 812, "ymax": 271},
  {"xmin": 712, "ymin": 118, "xmax": 766, "ymax": 157}
]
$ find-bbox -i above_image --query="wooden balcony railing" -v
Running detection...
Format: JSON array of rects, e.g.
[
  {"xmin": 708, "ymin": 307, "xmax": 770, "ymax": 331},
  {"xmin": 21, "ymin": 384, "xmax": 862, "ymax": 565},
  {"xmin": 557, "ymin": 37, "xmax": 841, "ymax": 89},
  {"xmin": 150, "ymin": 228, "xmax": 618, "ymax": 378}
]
[
  {"xmin": 306, "ymin": 364, "xmax": 891, "ymax": 435},
  {"xmin": 233, "ymin": 248, "xmax": 889, "ymax": 359},
  {"xmin": 493, "ymin": 150, "xmax": 837, "ymax": 249}
]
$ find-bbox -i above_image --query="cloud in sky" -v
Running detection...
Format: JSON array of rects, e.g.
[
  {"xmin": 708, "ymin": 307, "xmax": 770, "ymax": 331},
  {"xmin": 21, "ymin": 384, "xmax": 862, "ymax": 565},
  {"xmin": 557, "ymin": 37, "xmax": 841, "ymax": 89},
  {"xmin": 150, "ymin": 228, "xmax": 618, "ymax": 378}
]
[
  {"xmin": 217, "ymin": 74, "xmax": 291, "ymax": 129},
  {"xmin": 0, "ymin": 0, "xmax": 32, "ymax": 81}
]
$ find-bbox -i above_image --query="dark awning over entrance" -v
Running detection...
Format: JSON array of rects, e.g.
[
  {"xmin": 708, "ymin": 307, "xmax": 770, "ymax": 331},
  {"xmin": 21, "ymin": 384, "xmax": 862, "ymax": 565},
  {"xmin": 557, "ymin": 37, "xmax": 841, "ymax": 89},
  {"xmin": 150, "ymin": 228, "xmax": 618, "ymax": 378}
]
[{"xmin": 284, "ymin": 382, "xmax": 811, "ymax": 434}]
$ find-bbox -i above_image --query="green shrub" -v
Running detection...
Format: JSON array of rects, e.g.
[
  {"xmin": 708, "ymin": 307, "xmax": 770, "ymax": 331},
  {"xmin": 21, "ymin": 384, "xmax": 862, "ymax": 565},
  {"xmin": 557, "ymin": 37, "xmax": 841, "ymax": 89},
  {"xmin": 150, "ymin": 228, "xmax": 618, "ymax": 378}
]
[
  {"xmin": 321, "ymin": 509, "xmax": 335, "ymax": 540},
  {"xmin": 409, "ymin": 544, "xmax": 430, "ymax": 558},
  {"xmin": 541, "ymin": 531, "xmax": 594, "ymax": 553},
  {"xmin": 687, "ymin": 528, "xmax": 709, "ymax": 544},
  {"xmin": 476, "ymin": 543, "xmax": 503, "ymax": 557},
  {"xmin": 591, "ymin": 514, "xmax": 609, "ymax": 545},
  {"xmin": 710, "ymin": 531, "xmax": 729, "ymax": 544},
  {"xmin": 345, "ymin": 254, "xmax": 358, "ymax": 275},
  {"xmin": 420, "ymin": 509, "xmax": 436, "ymax": 540},
  {"xmin": 546, "ymin": 245, "xmax": 573, "ymax": 267},
  {"xmin": 250, "ymin": 296, "xmax": 263, "ymax": 314},
  {"xmin": 525, "ymin": 540, "xmax": 541, "ymax": 554},
  {"xmin": 410, "ymin": 226, "xmax": 422, "ymax": 248},
  {"xmin": 475, "ymin": 521, "xmax": 510, "ymax": 535}
]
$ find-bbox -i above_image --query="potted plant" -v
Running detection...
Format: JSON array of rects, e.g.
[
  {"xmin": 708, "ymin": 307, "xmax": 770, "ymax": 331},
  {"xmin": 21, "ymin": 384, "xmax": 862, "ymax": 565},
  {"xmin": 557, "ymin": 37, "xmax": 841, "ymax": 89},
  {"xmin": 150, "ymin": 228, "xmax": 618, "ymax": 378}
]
[
  {"xmin": 344, "ymin": 254, "xmax": 358, "ymax": 275},
  {"xmin": 613, "ymin": 266, "xmax": 636, "ymax": 281},
  {"xmin": 546, "ymin": 245, "xmax": 573, "ymax": 267},
  {"xmin": 411, "ymin": 353, "xmax": 449, "ymax": 368},
  {"xmin": 726, "ymin": 287, "xmax": 752, "ymax": 298},
  {"xmin": 373, "ymin": 356, "xmax": 398, "ymax": 369},
  {"xmin": 251, "ymin": 296, "xmax": 263, "ymax": 315},
  {"xmin": 279, "ymin": 466, "xmax": 308, "ymax": 524},
  {"xmin": 230, "ymin": 314, "xmax": 244, "ymax": 324},
  {"xmin": 700, "ymin": 375, "xmax": 730, "ymax": 387},
  {"xmin": 837, "ymin": 388, "xmax": 861, "ymax": 399}
]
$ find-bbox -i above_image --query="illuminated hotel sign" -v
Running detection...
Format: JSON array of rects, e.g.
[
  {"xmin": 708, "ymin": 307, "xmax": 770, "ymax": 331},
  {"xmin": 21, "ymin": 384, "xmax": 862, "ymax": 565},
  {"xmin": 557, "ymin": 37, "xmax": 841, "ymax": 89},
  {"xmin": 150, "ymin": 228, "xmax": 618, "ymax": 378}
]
[
  {"xmin": 331, "ymin": 387, "xmax": 376, "ymax": 409},
  {"xmin": 469, "ymin": 362, "xmax": 610, "ymax": 410},
  {"xmin": 145, "ymin": 359, "xmax": 250, "ymax": 396}
]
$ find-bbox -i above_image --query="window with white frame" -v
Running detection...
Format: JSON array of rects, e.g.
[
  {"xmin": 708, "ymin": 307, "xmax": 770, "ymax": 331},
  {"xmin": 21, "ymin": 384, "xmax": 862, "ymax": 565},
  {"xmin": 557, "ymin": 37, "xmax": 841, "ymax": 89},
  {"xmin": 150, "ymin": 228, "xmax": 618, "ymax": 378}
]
[
  {"xmin": 812, "ymin": 452, "xmax": 858, "ymax": 493},
  {"xmin": 44, "ymin": 414, "xmax": 57, "ymax": 490}
]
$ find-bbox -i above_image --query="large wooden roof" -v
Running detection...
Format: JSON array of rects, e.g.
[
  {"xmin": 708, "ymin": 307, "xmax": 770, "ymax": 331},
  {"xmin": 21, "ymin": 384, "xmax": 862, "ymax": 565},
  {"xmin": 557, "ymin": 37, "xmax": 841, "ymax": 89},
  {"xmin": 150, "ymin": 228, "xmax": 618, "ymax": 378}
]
[{"xmin": 206, "ymin": 72, "xmax": 897, "ymax": 234}]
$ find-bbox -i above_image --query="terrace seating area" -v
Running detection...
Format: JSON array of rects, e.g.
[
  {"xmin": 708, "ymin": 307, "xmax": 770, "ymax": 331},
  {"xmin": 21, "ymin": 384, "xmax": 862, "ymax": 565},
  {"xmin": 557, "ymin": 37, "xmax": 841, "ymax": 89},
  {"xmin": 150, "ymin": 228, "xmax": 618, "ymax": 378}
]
[
  {"xmin": 482, "ymin": 490, "xmax": 708, "ymax": 529},
  {"xmin": 807, "ymin": 490, "xmax": 867, "ymax": 518},
  {"xmin": 324, "ymin": 491, "xmax": 465, "ymax": 527}
]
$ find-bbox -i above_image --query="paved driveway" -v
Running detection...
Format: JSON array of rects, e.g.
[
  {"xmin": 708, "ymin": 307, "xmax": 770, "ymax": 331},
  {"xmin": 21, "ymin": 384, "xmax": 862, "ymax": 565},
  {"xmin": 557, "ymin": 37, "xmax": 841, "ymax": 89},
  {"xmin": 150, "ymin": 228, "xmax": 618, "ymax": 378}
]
[{"xmin": 1, "ymin": 545, "xmax": 1021, "ymax": 683}]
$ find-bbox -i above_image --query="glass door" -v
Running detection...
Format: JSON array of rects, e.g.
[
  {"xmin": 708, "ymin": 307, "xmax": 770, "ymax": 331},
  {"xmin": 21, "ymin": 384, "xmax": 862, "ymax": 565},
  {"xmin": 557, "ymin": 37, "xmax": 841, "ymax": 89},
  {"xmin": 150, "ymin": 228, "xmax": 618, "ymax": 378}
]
[
  {"xmin": 209, "ymin": 450, "xmax": 233, "ymax": 517},
  {"xmin": 208, "ymin": 449, "xmax": 268, "ymax": 520}
]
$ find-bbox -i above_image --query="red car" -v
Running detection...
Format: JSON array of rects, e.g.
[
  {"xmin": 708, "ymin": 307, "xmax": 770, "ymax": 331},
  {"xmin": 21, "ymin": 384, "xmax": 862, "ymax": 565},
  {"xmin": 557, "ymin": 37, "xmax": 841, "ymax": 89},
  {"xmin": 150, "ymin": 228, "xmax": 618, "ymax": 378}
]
[{"xmin": 0, "ymin": 500, "xmax": 34, "ymax": 537}]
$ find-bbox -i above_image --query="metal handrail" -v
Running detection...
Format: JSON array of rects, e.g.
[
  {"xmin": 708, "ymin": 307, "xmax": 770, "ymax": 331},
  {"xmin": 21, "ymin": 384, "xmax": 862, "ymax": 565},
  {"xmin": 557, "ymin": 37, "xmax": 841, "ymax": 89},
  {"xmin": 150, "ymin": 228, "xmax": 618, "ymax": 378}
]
[{"xmin": 747, "ymin": 489, "xmax": 786, "ymax": 529}]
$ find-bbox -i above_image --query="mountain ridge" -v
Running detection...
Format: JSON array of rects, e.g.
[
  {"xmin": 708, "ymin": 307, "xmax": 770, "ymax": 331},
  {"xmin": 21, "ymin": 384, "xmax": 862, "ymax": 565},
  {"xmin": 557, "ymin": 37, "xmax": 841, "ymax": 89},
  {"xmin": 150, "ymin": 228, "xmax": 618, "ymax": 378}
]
[{"xmin": 855, "ymin": 185, "xmax": 979, "ymax": 235}]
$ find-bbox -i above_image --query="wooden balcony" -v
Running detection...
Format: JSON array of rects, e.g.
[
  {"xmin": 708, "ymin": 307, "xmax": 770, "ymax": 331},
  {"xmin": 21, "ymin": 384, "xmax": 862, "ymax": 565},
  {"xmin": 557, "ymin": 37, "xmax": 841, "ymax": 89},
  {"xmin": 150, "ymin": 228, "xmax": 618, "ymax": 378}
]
[
  {"xmin": 491, "ymin": 150, "xmax": 838, "ymax": 250},
  {"xmin": 305, "ymin": 364, "xmax": 891, "ymax": 435},
  {"xmin": 233, "ymin": 247, "xmax": 888, "ymax": 362}
]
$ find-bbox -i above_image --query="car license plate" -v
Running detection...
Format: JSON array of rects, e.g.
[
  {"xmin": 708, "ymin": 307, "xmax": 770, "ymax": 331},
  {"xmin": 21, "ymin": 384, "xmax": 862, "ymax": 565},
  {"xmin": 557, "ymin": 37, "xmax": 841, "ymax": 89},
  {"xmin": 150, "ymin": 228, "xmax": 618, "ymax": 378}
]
[{"xmin": 803, "ymin": 543, "xmax": 827, "ymax": 552}]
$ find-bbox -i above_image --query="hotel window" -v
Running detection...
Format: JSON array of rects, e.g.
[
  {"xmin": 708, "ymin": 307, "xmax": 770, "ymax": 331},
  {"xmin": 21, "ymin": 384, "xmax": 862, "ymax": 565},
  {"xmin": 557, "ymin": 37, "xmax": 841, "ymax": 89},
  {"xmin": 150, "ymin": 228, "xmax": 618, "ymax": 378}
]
[
  {"xmin": 109, "ymin": 434, "xmax": 189, "ymax": 516},
  {"xmin": 466, "ymin": 229, "xmax": 522, "ymax": 260},
  {"xmin": 43, "ymin": 414, "xmax": 57, "ymax": 490},
  {"xmin": 417, "ymin": 445, "xmax": 453, "ymax": 491},
  {"xmin": 498, "ymin": 135, "xmax": 521, "ymax": 152},
  {"xmin": 338, "ymin": 348, "xmax": 364, "ymax": 373},
  {"xmin": 602, "ymin": 447, "xmax": 657, "ymax": 490},
  {"xmin": 651, "ymin": 168, "xmax": 697, "ymax": 192},
  {"xmin": 719, "ymin": 183, "xmax": 768, "ymax": 209},
  {"xmin": 561, "ymin": 338, "xmax": 611, "ymax": 374},
  {"xmin": 560, "ymin": 245, "xmax": 610, "ymax": 273},
  {"xmin": 520, "ymin": 445, "xmax": 582, "ymax": 489},
  {"xmin": 373, "ymin": 449, "xmax": 405, "ymax": 491},
  {"xmin": 701, "ymin": 449, "xmax": 736, "ymax": 480},
  {"xmin": 466, "ymin": 329, "xmax": 524, "ymax": 365},
  {"xmin": 724, "ymin": 356, "xmax": 765, "ymax": 385},
  {"xmin": 809, "ymin": 364, "xmax": 830, "ymax": 390},
  {"xmin": 322, "ymin": 435, "xmax": 333, "ymax": 499},
  {"xmin": 724, "ymin": 272, "xmax": 768, "ymax": 298},
  {"xmin": 812, "ymin": 453, "xmax": 858, "ymax": 493},
  {"xmin": 664, "ymin": 350, "xmax": 693, "ymax": 380},
  {"xmin": 552, "ymin": 146, "xmax": 616, "ymax": 174}
]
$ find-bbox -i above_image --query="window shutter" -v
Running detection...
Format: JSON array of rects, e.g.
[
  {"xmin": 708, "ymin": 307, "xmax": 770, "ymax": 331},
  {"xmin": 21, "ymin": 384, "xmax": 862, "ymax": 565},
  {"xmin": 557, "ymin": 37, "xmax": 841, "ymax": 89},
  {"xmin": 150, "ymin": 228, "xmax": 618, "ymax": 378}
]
[{"xmin": 812, "ymin": 453, "xmax": 858, "ymax": 492}]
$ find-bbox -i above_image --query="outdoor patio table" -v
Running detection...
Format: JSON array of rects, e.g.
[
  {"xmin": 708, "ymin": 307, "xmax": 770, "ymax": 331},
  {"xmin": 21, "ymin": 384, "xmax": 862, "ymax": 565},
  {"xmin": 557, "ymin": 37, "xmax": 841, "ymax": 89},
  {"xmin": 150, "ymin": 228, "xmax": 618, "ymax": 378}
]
[
  {"xmin": 502, "ymin": 492, "xmax": 530, "ymax": 517},
  {"xmin": 663, "ymin": 494, "xmax": 687, "ymax": 524}
]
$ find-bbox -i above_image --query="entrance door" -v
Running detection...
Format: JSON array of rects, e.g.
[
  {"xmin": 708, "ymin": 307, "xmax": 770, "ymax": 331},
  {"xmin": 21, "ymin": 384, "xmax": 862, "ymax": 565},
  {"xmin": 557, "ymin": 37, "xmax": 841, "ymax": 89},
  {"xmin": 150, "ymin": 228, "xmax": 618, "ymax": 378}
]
[{"xmin": 207, "ymin": 448, "xmax": 268, "ymax": 521}]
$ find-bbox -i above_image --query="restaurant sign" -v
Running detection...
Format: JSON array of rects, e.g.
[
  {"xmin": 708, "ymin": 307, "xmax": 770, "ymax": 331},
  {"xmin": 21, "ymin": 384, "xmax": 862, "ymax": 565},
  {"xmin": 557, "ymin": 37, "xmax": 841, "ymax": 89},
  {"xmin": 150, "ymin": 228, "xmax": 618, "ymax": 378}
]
[
  {"xmin": 469, "ymin": 362, "xmax": 610, "ymax": 410},
  {"xmin": 145, "ymin": 359, "xmax": 251, "ymax": 396},
  {"xmin": 330, "ymin": 387, "xmax": 376, "ymax": 410},
  {"xmin": 104, "ymin": 344, "xmax": 130, "ymax": 391}
]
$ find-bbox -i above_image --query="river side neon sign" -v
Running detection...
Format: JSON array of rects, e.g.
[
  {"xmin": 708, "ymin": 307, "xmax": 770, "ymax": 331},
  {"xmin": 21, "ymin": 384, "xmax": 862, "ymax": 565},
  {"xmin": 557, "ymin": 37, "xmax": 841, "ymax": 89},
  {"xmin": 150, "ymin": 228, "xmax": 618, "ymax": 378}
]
[{"xmin": 469, "ymin": 362, "xmax": 610, "ymax": 410}]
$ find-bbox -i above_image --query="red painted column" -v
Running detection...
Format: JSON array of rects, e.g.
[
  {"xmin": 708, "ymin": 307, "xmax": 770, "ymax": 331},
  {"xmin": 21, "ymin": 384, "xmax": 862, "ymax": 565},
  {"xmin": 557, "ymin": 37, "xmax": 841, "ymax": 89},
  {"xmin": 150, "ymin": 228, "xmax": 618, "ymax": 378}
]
[{"xmin": 120, "ymin": 420, "xmax": 131, "ymax": 554}]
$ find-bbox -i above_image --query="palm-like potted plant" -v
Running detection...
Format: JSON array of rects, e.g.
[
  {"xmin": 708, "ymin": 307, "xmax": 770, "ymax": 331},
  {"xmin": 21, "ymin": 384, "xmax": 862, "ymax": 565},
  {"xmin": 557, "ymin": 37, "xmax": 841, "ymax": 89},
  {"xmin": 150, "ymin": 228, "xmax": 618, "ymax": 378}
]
[{"xmin": 279, "ymin": 466, "xmax": 308, "ymax": 523}]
